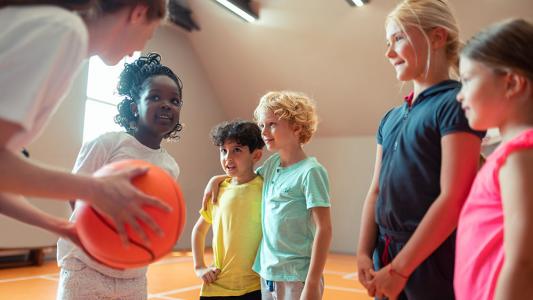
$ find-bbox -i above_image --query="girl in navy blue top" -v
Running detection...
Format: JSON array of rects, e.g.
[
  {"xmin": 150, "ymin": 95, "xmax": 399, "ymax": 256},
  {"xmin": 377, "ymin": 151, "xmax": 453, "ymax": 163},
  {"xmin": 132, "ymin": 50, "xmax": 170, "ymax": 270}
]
[{"xmin": 357, "ymin": 1, "xmax": 484, "ymax": 299}]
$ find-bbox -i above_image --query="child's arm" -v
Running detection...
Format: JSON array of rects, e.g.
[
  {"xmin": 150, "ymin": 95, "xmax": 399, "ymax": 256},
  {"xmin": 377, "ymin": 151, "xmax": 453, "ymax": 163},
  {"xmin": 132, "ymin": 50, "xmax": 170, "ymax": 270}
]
[
  {"xmin": 202, "ymin": 175, "xmax": 227, "ymax": 210},
  {"xmin": 301, "ymin": 206, "xmax": 332, "ymax": 300},
  {"xmin": 370, "ymin": 132, "xmax": 481, "ymax": 298},
  {"xmin": 0, "ymin": 120, "xmax": 170, "ymax": 246},
  {"xmin": 0, "ymin": 192, "xmax": 81, "ymax": 247},
  {"xmin": 356, "ymin": 145, "xmax": 382, "ymax": 296},
  {"xmin": 191, "ymin": 216, "xmax": 220, "ymax": 284},
  {"xmin": 494, "ymin": 149, "xmax": 533, "ymax": 299}
]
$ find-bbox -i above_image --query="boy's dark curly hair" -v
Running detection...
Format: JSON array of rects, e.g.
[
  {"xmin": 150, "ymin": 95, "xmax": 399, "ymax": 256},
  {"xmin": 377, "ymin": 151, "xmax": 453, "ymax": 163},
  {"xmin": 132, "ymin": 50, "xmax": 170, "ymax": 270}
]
[
  {"xmin": 114, "ymin": 53, "xmax": 184, "ymax": 140},
  {"xmin": 210, "ymin": 120, "xmax": 265, "ymax": 152}
]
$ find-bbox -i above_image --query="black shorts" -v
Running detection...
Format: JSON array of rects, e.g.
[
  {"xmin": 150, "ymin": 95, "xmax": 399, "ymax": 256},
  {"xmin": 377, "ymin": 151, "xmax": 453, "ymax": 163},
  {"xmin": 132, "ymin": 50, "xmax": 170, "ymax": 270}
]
[{"xmin": 199, "ymin": 290, "xmax": 261, "ymax": 300}]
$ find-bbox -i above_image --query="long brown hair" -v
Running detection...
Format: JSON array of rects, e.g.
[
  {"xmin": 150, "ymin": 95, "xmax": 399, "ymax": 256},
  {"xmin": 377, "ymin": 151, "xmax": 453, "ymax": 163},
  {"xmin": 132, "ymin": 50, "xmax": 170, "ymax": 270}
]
[
  {"xmin": 0, "ymin": 0, "xmax": 95, "ymax": 10},
  {"xmin": 461, "ymin": 18, "xmax": 533, "ymax": 81},
  {"xmin": 0, "ymin": 0, "xmax": 166, "ymax": 20}
]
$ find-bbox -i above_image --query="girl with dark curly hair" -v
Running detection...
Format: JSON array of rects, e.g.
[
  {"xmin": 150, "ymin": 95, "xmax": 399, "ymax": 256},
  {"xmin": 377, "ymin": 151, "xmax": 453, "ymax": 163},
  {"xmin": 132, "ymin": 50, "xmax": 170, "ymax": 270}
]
[{"xmin": 57, "ymin": 53, "xmax": 184, "ymax": 300}]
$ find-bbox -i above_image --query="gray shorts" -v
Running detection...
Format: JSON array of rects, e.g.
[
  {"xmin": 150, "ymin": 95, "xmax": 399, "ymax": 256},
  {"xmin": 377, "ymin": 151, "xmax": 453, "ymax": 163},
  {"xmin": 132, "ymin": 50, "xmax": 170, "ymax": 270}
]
[
  {"xmin": 56, "ymin": 258, "xmax": 147, "ymax": 300},
  {"xmin": 260, "ymin": 277, "xmax": 324, "ymax": 300}
]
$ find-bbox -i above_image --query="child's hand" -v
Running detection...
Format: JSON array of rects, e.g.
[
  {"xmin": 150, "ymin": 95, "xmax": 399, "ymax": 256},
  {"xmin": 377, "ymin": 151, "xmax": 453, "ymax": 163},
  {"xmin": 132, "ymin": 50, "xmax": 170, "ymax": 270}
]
[
  {"xmin": 356, "ymin": 255, "xmax": 376, "ymax": 296},
  {"xmin": 91, "ymin": 166, "xmax": 172, "ymax": 247},
  {"xmin": 369, "ymin": 264, "xmax": 407, "ymax": 300},
  {"xmin": 60, "ymin": 222, "xmax": 83, "ymax": 249},
  {"xmin": 202, "ymin": 175, "xmax": 226, "ymax": 210},
  {"xmin": 300, "ymin": 281, "xmax": 321, "ymax": 300},
  {"xmin": 195, "ymin": 266, "xmax": 221, "ymax": 285}
]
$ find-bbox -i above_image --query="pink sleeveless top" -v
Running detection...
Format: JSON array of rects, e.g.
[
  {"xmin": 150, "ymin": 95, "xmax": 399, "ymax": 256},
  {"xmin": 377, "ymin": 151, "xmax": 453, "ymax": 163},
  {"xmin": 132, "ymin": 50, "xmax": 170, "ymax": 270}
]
[{"xmin": 455, "ymin": 129, "xmax": 533, "ymax": 300}]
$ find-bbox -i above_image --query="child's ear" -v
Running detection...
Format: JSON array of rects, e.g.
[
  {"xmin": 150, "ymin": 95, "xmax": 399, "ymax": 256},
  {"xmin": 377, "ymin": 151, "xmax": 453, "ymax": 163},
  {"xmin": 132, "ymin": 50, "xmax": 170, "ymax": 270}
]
[
  {"xmin": 130, "ymin": 102, "xmax": 139, "ymax": 117},
  {"xmin": 291, "ymin": 123, "xmax": 302, "ymax": 137},
  {"xmin": 430, "ymin": 27, "xmax": 448, "ymax": 49},
  {"xmin": 252, "ymin": 149, "xmax": 263, "ymax": 163},
  {"xmin": 129, "ymin": 4, "xmax": 149, "ymax": 24},
  {"xmin": 504, "ymin": 72, "xmax": 528, "ymax": 101}
]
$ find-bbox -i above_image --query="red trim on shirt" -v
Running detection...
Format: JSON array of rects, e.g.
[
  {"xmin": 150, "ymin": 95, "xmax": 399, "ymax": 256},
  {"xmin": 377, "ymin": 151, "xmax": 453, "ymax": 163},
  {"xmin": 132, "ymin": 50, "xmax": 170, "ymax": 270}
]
[{"xmin": 404, "ymin": 91, "xmax": 414, "ymax": 107}]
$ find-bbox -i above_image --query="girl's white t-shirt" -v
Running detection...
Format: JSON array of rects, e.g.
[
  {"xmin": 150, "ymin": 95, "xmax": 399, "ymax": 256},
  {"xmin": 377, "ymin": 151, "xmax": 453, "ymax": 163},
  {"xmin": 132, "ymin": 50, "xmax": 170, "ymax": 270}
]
[
  {"xmin": 57, "ymin": 131, "xmax": 180, "ymax": 279},
  {"xmin": 0, "ymin": 5, "xmax": 88, "ymax": 151}
]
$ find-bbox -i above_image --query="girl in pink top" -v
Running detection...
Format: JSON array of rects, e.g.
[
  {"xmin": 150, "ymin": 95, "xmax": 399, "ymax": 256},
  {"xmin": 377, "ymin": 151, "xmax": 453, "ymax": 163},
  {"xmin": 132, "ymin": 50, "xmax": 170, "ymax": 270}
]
[{"xmin": 455, "ymin": 18, "xmax": 533, "ymax": 300}]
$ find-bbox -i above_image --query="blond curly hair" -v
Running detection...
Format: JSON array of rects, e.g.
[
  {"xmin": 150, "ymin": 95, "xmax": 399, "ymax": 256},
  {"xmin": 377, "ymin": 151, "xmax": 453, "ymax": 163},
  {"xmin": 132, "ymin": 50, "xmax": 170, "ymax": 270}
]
[{"xmin": 253, "ymin": 91, "xmax": 318, "ymax": 144}]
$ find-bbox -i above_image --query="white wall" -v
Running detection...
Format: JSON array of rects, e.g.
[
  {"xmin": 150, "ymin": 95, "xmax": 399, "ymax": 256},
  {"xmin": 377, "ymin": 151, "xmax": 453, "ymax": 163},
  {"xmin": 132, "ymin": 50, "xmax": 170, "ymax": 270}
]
[
  {"xmin": 143, "ymin": 24, "xmax": 228, "ymax": 249},
  {"xmin": 0, "ymin": 63, "xmax": 88, "ymax": 248},
  {"xmin": 305, "ymin": 136, "xmax": 376, "ymax": 254}
]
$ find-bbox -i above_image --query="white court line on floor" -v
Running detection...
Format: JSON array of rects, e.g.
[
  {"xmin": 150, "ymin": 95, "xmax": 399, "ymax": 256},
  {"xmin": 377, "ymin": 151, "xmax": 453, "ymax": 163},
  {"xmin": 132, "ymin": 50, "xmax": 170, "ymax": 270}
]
[
  {"xmin": 148, "ymin": 284, "xmax": 202, "ymax": 298},
  {"xmin": 0, "ymin": 259, "xmax": 366, "ymax": 297},
  {"xmin": 151, "ymin": 257, "xmax": 193, "ymax": 266},
  {"xmin": 323, "ymin": 270, "xmax": 348, "ymax": 275},
  {"xmin": 342, "ymin": 272, "xmax": 358, "ymax": 280},
  {"xmin": 40, "ymin": 275, "xmax": 59, "ymax": 282},
  {"xmin": 0, "ymin": 268, "xmax": 356, "ymax": 284},
  {"xmin": 148, "ymin": 295, "xmax": 183, "ymax": 300},
  {"xmin": 0, "ymin": 273, "xmax": 58, "ymax": 283},
  {"xmin": 325, "ymin": 285, "xmax": 367, "ymax": 293}
]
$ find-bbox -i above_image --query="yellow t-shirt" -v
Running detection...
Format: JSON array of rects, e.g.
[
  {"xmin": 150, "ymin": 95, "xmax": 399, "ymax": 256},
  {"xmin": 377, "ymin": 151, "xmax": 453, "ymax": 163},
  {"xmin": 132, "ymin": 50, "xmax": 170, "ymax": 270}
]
[{"xmin": 200, "ymin": 176, "xmax": 263, "ymax": 296}]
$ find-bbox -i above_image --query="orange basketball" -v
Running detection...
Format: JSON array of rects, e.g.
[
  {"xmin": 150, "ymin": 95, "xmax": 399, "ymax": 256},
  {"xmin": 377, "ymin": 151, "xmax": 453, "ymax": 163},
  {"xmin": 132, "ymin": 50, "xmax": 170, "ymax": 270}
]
[{"xmin": 76, "ymin": 159, "xmax": 186, "ymax": 269}]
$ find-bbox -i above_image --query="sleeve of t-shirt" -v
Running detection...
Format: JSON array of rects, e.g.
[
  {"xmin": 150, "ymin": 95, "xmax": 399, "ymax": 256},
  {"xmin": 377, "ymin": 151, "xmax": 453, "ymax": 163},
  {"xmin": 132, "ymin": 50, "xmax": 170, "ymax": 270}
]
[
  {"xmin": 72, "ymin": 135, "xmax": 111, "ymax": 175},
  {"xmin": 0, "ymin": 11, "xmax": 87, "ymax": 130},
  {"xmin": 256, "ymin": 153, "xmax": 277, "ymax": 177},
  {"xmin": 376, "ymin": 108, "xmax": 395, "ymax": 145},
  {"xmin": 255, "ymin": 165, "xmax": 264, "ymax": 177},
  {"xmin": 436, "ymin": 93, "xmax": 486, "ymax": 139},
  {"xmin": 303, "ymin": 166, "xmax": 331, "ymax": 209},
  {"xmin": 199, "ymin": 202, "xmax": 213, "ymax": 224}
]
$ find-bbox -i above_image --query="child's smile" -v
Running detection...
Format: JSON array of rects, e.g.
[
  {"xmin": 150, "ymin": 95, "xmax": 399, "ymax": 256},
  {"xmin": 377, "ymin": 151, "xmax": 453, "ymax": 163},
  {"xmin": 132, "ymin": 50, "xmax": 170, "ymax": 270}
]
[{"xmin": 138, "ymin": 75, "xmax": 182, "ymax": 136}]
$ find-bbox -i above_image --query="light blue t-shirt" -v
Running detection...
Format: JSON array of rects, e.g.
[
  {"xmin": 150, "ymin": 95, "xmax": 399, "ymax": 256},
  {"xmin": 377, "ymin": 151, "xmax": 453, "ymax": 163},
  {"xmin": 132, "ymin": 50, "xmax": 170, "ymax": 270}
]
[{"xmin": 252, "ymin": 153, "xmax": 331, "ymax": 281}]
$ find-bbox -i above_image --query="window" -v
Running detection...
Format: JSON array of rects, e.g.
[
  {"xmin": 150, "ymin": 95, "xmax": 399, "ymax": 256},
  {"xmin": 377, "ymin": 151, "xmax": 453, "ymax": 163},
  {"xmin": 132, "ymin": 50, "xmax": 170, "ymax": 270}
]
[{"xmin": 83, "ymin": 53, "xmax": 140, "ymax": 143}]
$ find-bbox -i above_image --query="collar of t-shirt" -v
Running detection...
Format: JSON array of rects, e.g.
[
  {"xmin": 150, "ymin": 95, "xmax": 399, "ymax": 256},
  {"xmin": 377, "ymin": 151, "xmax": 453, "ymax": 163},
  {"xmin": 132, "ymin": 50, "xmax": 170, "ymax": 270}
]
[{"xmin": 404, "ymin": 80, "xmax": 460, "ymax": 108}]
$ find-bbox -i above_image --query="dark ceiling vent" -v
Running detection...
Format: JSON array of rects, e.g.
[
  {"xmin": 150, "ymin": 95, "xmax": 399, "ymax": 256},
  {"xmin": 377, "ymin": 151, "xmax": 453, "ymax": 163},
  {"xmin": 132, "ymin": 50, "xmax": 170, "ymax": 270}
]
[{"xmin": 168, "ymin": 0, "xmax": 200, "ymax": 32}]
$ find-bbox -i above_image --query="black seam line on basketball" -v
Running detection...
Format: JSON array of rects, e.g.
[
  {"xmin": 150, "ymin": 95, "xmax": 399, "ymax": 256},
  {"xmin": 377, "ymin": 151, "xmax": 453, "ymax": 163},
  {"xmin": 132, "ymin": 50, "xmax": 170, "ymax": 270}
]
[{"xmin": 90, "ymin": 207, "xmax": 156, "ymax": 261}]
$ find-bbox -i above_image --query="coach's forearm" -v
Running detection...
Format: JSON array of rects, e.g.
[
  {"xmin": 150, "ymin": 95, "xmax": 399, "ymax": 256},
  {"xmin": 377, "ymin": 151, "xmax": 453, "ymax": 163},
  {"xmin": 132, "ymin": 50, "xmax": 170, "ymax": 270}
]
[{"xmin": 0, "ymin": 149, "xmax": 95, "ymax": 201}]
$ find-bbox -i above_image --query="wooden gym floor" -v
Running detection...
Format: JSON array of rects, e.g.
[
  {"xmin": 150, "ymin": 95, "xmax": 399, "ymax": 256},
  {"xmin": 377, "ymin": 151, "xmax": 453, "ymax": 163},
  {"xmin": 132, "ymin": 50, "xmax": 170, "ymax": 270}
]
[{"xmin": 0, "ymin": 251, "xmax": 371, "ymax": 300}]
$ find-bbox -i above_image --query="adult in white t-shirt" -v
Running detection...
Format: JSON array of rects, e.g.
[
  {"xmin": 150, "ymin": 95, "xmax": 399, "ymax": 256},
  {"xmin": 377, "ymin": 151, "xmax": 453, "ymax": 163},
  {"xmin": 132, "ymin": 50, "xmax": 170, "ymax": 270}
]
[{"xmin": 0, "ymin": 1, "xmax": 167, "ymax": 245}]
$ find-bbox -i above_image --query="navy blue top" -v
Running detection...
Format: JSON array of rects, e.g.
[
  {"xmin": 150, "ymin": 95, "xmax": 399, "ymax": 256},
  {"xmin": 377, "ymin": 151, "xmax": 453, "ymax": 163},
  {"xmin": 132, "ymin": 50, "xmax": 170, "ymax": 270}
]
[{"xmin": 376, "ymin": 80, "xmax": 485, "ymax": 233}]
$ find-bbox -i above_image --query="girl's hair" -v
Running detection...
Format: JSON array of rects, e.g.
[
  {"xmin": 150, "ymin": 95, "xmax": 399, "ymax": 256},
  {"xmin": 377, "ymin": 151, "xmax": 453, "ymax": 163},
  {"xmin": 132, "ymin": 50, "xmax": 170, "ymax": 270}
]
[
  {"xmin": 461, "ymin": 18, "xmax": 533, "ymax": 81},
  {"xmin": 253, "ymin": 91, "xmax": 318, "ymax": 144},
  {"xmin": 386, "ymin": 0, "xmax": 461, "ymax": 77},
  {"xmin": 0, "ymin": 0, "xmax": 166, "ymax": 20},
  {"xmin": 211, "ymin": 120, "xmax": 265, "ymax": 152},
  {"xmin": 114, "ymin": 53, "xmax": 184, "ymax": 140}
]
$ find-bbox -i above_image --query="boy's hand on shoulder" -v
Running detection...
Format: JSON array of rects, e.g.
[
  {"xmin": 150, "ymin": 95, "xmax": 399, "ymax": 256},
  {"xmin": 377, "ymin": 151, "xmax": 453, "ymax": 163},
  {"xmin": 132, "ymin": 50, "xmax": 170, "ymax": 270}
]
[
  {"xmin": 195, "ymin": 266, "xmax": 221, "ymax": 285},
  {"xmin": 202, "ymin": 175, "xmax": 226, "ymax": 210},
  {"xmin": 300, "ymin": 281, "xmax": 321, "ymax": 300}
]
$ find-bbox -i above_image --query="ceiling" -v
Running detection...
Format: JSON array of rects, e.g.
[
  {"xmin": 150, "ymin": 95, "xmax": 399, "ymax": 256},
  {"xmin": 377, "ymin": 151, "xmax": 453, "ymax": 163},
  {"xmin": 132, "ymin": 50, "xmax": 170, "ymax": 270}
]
[{"xmin": 166, "ymin": 0, "xmax": 533, "ymax": 136}]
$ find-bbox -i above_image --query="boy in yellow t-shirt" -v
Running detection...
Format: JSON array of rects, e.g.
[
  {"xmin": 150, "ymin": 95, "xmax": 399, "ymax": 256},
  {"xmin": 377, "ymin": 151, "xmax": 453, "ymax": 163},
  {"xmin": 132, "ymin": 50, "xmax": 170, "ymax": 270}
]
[{"xmin": 192, "ymin": 120, "xmax": 265, "ymax": 300}]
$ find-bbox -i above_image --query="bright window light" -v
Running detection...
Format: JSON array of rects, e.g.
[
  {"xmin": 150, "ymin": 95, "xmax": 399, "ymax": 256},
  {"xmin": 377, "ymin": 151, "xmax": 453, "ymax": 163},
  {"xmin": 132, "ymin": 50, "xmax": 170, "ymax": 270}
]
[
  {"xmin": 350, "ymin": 0, "xmax": 366, "ymax": 7},
  {"xmin": 83, "ymin": 53, "xmax": 140, "ymax": 143},
  {"xmin": 216, "ymin": 0, "xmax": 257, "ymax": 22}
]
